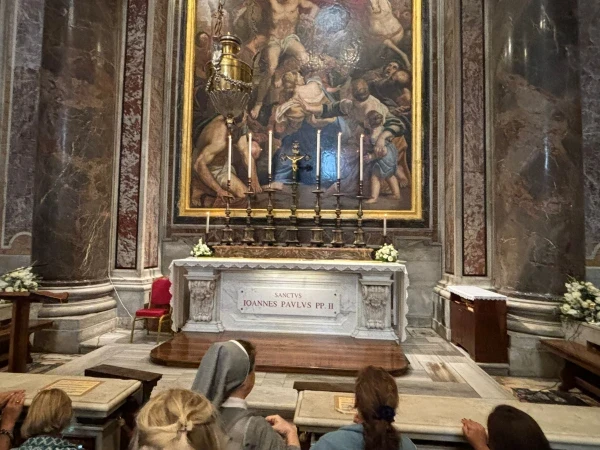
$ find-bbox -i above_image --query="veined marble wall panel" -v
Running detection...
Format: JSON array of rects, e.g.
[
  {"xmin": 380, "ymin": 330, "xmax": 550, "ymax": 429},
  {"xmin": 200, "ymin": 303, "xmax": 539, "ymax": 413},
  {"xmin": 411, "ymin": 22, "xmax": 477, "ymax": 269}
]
[
  {"xmin": 581, "ymin": 0, "xmax": 600, "ymax": 266},
  {"xmin": 443, "ymin": 0, "xmax": 458, "ymax": 274},
  {"xmin": 115, "ymin": 0, "xmax": 148, "ymax": 269},
  {"xmin": 460, "ymin": 0, "xmax": 486, "ymax": 276},
  {"xmin": 143, "ymin": 0, "xmax": 168, "ymax": 269},
  {"xmin": 0, "ymin": 0, "xmax": 44, "ymax": 254}
]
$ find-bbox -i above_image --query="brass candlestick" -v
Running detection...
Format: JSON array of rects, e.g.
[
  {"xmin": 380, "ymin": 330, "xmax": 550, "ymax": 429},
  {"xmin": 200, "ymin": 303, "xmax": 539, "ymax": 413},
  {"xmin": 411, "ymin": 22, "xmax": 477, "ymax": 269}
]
[
  {"xmin": 262, "ymin": 173, "xmax": 276, "ymax": 245},
  {"xmin": 281, "ymin": 142, "xmax": 309, "ymax": 246},
  {"xmin": 331, "ymin": 179, "xmax": 344, "ymax": 247},
  {"xmin": 220, "ymin": 180, "xmax": 234, "ymax": 245},
  {"xmin": 310, "ymin": 174, "xmax": 324, "ymax": 246},
  {"xmin": 353, "ymin": 180, "xmax": 365, "ymax": 247},
  {"xmin": 241, "ymin": 178, "xmax": 255, "ymax": 245}
]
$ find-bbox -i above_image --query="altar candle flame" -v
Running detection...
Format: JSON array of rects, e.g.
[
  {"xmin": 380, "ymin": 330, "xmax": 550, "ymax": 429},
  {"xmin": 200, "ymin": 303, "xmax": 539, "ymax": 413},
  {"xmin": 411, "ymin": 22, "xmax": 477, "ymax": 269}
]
[
  {"xmin": 316, "ymin": 130, "xmax": 321, "ymax": 178},
  {"xmin": 337, "ymin": 132, "xmax": 342, "ymax": 180},
  {"xmin": 359, "ymin": 134, "xmax": 364, "ymax": 181},
  {"xmin": 268, "ymin": 130, "xmax": 273, "ymax": 176},
  {"xmin": 248, "ymin": 133, "xmax": 253, "ymax": 180},
  {"xmin": 227, "ymin": 134, "xmax": 232, "ymax": 181}
]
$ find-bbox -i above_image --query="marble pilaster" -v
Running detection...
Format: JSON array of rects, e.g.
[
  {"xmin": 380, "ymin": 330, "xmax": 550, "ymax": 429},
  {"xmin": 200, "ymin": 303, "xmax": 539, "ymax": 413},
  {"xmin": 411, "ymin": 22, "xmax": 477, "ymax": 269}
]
[
  {"xmin": 580, "ymin": 0, "xmax": 600, "ymax": 275},
  {"xmin": 490, "ymin": 0, "xmax": 585, "ymax": 375},
  {"xmin": 31, "ymin": 0, "xmax": 121, "ymax": 352},
  {"xmin": 0, "ymin": 0, "xmax": 44, "ymax": 270},
  {"xmin": 112, "ymin": 0, "xmax": 169, "ymax": 327}
]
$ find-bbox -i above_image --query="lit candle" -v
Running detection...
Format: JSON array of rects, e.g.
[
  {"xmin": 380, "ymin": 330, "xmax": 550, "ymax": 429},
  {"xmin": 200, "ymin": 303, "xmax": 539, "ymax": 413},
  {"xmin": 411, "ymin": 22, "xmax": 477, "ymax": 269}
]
[
  {"xmin": 359, "ymin": 133, "xmax": 364, "ymax": 181},
  {"xmin": 206, "ymin": 211, "xmax": 210, "ymax": 233},
  {"xmin": 316, "ymin": 130, "xmax": 321, "ymax": 177},
  {"xmin": 268, "ymin": 130, "xmax": 273, "ymax": 176},
  {"xmin": 337, "ymin": 132, "xmax": 342, "ymax": 180},
  {"xmin": 383, "ymin": 214, "xmax": 387, "ymax": 236},
  {"xmin": 227, "ymin": 134, "xmax": 232, "ymax": 181},
  {"xmin": 247, "ymin": 133, "xmax": 253, "ymax": 180}
]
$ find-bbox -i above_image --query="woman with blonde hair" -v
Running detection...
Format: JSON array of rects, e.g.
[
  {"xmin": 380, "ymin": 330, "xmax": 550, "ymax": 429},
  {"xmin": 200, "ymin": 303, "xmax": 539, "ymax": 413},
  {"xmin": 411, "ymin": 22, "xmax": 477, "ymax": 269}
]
[
  {"xmin": 313, "ymin": 366, "xmax": 416, "ymax": 450},
  {"xmin": 18, "ymin": 389, "xmax": 78, "ymax": 450},
  {"xmin": 133, "ymin": 388, "xmax": 226, "ymax": 450}
]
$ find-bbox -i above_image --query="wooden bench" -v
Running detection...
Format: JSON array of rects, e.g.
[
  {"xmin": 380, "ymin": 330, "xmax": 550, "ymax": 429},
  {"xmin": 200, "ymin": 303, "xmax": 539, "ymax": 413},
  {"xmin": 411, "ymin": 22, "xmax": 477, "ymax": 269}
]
[
  {"xmin": 540, "ymin": 339, "xmax": 600, "ymax": 398},
  {"xmin": 0, "ymin": 319, "xmax": 54, "ymax": 367}
]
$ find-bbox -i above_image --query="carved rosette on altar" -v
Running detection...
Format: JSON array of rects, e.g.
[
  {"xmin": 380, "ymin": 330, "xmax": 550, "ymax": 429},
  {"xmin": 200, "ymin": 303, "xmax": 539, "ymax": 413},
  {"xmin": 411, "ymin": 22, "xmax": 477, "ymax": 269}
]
[{"xmin": 183, "ymin": 269, "xmax": 224, "ymax": 332}]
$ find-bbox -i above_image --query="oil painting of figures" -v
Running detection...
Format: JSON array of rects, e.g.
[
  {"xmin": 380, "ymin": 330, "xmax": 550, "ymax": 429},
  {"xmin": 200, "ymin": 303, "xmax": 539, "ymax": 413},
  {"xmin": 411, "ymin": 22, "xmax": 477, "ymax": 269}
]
[{"xmin": 187, "ymin": 0, "xmax": 420, "ymax": 216}]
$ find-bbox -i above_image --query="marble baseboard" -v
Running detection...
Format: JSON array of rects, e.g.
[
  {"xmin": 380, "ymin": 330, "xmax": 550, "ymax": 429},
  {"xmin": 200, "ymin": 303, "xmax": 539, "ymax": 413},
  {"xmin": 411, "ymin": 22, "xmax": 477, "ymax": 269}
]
[
  {"xmin": 407, "ymin": 315, "xmax": 433, "ymax": 328},
  {"xmin": 508, "ymin": 331, "xmax": 562, "ymax": 378}
]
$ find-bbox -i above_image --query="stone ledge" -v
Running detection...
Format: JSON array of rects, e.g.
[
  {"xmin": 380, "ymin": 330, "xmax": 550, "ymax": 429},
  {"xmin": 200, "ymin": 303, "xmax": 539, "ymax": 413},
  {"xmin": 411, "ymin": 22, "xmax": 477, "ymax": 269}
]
[{"xmin": 214, "ymin": 245, "xmax": 373, "ymax": 261}]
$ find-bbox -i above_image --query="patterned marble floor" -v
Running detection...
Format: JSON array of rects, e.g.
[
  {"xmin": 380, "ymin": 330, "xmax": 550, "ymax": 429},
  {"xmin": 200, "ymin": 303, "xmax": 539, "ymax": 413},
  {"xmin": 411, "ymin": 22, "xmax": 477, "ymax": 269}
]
[{"xmin": 32, "ymin": 328, "xmax": 518, "ymax": 417}]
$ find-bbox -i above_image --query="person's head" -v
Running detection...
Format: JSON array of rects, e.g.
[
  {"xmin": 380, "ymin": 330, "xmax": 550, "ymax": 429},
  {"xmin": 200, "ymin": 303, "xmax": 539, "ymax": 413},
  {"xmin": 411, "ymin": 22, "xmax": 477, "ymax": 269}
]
[
  {"xmin": 487, "ymin": 405, "xmax": 551, "ymax": 450},
  {"xmin": 135, "ymin": 389, "xmax": 225, "ymax": 450},
  {"xmin": 354, "ymin": 366, "xmax": 400, "ymax": 450},
  {"xmin": 281, "ymin": 71, "xmax": 300, "ymax": 98},
  {"xmin": 192, "ymin": 340, "xmax": 256, "ymax": 406},
  {"xmin": 367, "ymin": 110, "xmax": 384, "ymax": 130},
  {"xmin": 21, "ymin": 389, "xmax": 72, "ymax": 439},
  {"xmin": 392, "ymin": 69, "xmax": 411, "ymax": 86},
  {"xmin": 384, "ymin": 61, "xmax": 401, "ymax": 78},
  {"xmin": 351, "ymin": 79, "xmax": 370, "ymax": 102}
]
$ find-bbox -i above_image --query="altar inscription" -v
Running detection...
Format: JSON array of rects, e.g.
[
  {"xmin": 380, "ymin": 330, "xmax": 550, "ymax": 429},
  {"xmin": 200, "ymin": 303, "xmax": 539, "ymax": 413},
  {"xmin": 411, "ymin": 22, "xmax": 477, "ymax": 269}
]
[{"xmin": 238, "ymin": 287, "xmax": 339, "ymax": 317}]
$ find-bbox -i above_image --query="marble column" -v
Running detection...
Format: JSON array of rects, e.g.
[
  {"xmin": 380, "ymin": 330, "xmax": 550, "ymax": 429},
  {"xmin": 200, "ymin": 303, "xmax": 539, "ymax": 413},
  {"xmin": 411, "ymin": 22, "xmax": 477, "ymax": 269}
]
[
  {"xmin": 491, "ymin": 0, "xmax": 585, "ymax": 375},
  {"xmin": 31, "ymin": 0, "xmax": 121, "ymax": 353}
]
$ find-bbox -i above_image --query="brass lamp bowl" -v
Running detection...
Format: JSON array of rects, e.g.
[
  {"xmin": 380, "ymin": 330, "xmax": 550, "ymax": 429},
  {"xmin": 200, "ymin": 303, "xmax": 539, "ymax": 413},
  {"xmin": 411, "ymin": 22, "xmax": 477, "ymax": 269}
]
[{"xmin": 206, "ymin": 34, "xmax": 253, "ymax": 126}]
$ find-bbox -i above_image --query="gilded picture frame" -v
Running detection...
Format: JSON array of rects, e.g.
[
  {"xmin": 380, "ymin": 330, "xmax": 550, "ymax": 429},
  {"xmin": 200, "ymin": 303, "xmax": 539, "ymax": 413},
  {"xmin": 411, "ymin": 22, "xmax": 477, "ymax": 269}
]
[{"xmin": 178, "ymin": 0, "xmax": 423, "ymax": 220}]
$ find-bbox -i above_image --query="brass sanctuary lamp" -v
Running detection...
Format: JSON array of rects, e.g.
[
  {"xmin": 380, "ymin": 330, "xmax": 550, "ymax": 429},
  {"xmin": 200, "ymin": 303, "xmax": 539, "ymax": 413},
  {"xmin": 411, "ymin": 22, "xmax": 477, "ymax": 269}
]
[{"xmin": 205, "ymin": 0, "xmax": 254, "ymax": 245}]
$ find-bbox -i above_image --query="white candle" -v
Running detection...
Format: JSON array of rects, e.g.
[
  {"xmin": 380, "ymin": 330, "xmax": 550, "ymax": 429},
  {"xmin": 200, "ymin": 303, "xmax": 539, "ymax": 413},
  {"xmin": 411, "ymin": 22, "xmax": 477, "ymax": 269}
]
[
  {"xmin": 247, "ymin": 133, "xmax": 253, "ymax": 179},
  {"xmin": 359, "ymin": 133, "xmax": 364, "ymax": 181},
  {"xmin": 337, "ymin": 132, "xmax": 342, "ymax": 180},
  {"xmin": 316, "ymin": 130, "xmax": 321, "ymax": 177},
  {"xmin": 206, "ymin": 211, "xmax": 210, "ymax": 233},
  {"xmin": 383, "ymin": 215, "xmax": 387, "ymax": 236},
  {"xmin": 268, "ymin": 130, "xmax": 273, "ymax": 176},
  {"xmin": 227, "ymin": 134, "xmax": 232, "ymax": 181}
]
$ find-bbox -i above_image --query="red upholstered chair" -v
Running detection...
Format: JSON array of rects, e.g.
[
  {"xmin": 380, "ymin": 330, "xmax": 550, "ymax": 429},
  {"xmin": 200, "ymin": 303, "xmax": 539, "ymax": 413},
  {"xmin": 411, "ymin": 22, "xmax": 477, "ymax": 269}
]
[{"xmin": 130, "ymin": 277, "xmax": 173, "ymax": 344}]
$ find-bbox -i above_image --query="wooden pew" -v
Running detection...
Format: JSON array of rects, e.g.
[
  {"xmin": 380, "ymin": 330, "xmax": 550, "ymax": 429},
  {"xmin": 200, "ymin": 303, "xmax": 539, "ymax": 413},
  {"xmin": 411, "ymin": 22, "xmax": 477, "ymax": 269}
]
[
  {"xmin": 540, "ymin": 339, "xmax": 600, "ymax": 398},
  {"xmin": 0, "ymin": 319, "xmax": 54, "ymax": 367}
]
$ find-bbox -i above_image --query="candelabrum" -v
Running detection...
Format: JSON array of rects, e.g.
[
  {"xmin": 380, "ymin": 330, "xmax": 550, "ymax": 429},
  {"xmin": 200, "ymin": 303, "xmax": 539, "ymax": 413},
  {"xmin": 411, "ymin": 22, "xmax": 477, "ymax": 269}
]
[
  {"xmin": 353, "ymin": 180, "xmax": 366, "ymax": 247},
  {"xmin": 310, "ymin": 174, "xmax": 324, "ymax": 246},
  {"xmin": 331, "ymin": 179, "xmax": 344, "ymax": 247},
  {"xmin": 241, "ymin": 178, "xmax": 255, "ymax": 245},
  {"xmin": 262, "ymin": 174, "xmax": 276, "ymax": 245},
  {"xmin": 220, "ymin": 180, "xmax": 234, "ymax": 245}
]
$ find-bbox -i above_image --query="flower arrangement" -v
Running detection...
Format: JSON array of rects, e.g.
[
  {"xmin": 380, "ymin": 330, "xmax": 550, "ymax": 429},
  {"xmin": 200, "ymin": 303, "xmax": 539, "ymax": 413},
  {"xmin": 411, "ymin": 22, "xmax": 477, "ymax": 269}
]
[
  {"xmin": 374, "ymin": 243, "xmax": 399, "ymax": 263},
  {"xmin": 559, "ymin": 278, "xmax": 600, "ymax": 324},
  {"xmin": 190, "ymin": 238, "xmax": 213, "ymax": 257},
  {"xmin": 0, "ymin": 266, "xmax": 41, "ymax": 293}
]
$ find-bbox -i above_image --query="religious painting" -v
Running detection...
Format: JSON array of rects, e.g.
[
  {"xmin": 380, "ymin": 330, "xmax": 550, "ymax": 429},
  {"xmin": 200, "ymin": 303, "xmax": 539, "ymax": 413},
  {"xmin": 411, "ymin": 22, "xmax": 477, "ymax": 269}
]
[{"xmin": 179, "ymin": 0, "xmax": 423, "ymax": 219}]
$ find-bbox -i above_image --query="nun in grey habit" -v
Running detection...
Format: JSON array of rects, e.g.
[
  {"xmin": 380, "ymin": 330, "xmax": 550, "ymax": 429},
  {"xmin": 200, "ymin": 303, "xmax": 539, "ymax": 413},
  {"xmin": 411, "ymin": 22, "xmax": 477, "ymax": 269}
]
[{"xmin": 192, "ymin": 340, "xmax": 300, "ymax": 450}]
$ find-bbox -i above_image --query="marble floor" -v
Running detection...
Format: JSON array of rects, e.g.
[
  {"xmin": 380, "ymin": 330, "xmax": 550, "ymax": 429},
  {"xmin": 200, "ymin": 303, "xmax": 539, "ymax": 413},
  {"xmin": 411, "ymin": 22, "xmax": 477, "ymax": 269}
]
[{"xmin": 37, "ymin": 328, "xmax": 516, "ymax": 418}]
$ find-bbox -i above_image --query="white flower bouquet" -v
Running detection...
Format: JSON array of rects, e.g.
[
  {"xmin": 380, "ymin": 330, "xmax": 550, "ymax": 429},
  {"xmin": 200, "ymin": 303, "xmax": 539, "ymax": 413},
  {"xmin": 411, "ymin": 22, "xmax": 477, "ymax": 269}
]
[
  {"xmin": 559, "ymin": 278, "xmax": 600, "ymax": 324},
  {"xmin": 374, "ymin": 244, "xmax": 399, "ymax": 263},
  {"xmin": 0, "ymin": 266, "xmax": 41, "ymax": 293},
  {"xmin": 190, "ymin": 238, "xmax": 213, "ymax": 257}
]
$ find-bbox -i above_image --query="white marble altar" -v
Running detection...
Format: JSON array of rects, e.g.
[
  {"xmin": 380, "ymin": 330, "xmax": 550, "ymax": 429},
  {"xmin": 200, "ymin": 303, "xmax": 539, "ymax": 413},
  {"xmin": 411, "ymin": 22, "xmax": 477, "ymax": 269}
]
[{"xmin": 169, "ymin": 258, "xmax": 409, "ymax": 341}]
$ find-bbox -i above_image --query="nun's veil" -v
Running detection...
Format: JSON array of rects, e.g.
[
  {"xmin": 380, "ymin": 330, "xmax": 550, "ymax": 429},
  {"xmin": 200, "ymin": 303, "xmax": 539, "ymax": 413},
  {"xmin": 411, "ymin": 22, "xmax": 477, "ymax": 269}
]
[{"xmin": 191, "ymin": 340, "xmax": 251, "ymax": 407}]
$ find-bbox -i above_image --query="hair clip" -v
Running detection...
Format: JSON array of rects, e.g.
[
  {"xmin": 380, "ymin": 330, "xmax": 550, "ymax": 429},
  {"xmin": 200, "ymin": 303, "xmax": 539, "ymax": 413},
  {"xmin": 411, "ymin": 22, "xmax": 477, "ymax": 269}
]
[{"xmin": 375, "ymin": 405, "xmax": 396, "ymax": 423}]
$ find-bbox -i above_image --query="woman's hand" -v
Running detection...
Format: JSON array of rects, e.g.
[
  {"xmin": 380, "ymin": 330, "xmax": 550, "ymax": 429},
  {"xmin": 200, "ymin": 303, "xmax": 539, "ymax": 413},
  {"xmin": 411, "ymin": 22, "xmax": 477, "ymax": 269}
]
[
  {"xmin": 0, "ymin": 391, "xmax": 21, "ymax": 410},
  {"xmin": 1, "ymin": 391, "xmax": 25, "ymax": 431},
  {"xmin": 461, "ymin": 418, "xmax": 489, "ymax": 450},
  {"xmin": 266, "ymin": 415, "xmax": 300, "ymax": 446}
]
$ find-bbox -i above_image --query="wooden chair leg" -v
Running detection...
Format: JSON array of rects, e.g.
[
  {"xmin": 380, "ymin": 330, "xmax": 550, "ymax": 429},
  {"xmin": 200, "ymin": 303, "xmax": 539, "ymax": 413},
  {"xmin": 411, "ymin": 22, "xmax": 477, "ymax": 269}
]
[
  {"xmin": 146, "ymin": 319, "xmax": 149, "ymax": 335},
  {"xmin": 130, "ymin": 318, "xmax": 137, "ymax": 343},
  {"xmin": 157, "ymin": 317, "xmax": 163, "ymax": 344}
]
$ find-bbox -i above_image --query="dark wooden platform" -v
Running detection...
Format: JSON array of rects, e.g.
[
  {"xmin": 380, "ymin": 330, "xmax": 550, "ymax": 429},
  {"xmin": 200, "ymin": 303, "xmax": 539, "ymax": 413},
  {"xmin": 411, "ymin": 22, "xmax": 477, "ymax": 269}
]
[{"xmin": 150, "ymin": 331, "xmax": 408, "ymax": 376}]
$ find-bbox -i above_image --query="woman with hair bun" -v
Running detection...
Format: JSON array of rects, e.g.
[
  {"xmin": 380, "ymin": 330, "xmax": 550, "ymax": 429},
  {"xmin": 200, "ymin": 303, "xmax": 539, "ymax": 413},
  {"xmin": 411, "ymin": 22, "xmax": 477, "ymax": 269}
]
[
  {"xmin": 133, "ymin": 389, "xmax": 226, "ymax": 450},
  {"xmin": 313, "ymin": 366, "xmax": 416, "ymax": 450}
]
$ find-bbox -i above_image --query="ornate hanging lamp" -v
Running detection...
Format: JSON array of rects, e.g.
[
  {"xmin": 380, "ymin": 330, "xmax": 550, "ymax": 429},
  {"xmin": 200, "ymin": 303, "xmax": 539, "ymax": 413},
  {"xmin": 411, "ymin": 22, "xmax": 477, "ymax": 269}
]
[{"xmin": 205, "ymin": 0, "xmax": 253, "ymax": 130}]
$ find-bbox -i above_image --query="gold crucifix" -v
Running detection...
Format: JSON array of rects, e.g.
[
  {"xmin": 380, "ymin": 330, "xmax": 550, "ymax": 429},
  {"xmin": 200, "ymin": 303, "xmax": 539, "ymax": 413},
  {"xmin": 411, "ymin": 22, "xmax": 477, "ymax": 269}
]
[{"xmin": 280, "ymin": 141, "xmax": 310, "ymax": 181}]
